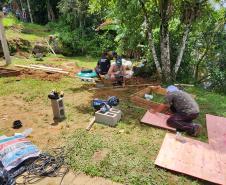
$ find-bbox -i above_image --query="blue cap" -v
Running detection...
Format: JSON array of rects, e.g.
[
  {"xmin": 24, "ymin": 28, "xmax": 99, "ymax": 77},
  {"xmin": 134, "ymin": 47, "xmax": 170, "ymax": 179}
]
[{"xmin": 166, "ymin": 85, "xmax": 179, "ymax": 93}]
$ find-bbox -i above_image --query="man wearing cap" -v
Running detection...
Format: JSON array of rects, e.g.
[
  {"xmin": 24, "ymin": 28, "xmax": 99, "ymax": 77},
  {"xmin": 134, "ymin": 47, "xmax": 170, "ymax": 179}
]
[
  {"xmin": 165, "ymin": 85, "xmax": 201, "ymax": 136},
  {"xmin": 107, "ymin": 57, "xmax": 126, "ymax": 86}
]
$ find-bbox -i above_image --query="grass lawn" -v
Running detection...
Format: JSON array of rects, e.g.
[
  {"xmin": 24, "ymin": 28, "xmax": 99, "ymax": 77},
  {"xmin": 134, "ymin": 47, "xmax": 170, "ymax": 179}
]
[
  {"xmin": 1, "ymin": 17, "xmax": 225, "ymax": 185},
  {"xmin": 3, "ymin": 14, "xmax": 51, "ymax": 42},
  {"xmin": 1, "ymin": 54, "xmax": 225, "ymax": 185}
]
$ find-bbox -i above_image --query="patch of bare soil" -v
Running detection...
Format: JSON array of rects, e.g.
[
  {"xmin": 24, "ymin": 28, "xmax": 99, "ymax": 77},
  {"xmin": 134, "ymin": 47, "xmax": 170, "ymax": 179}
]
[
  {"xmin": 19, "ymin": 69, "xmax": 63, "ymax": 81},
  {"xmin": 92, "ymin": 148, "xmax": 109, "ymax": 163},
  {"xmin": 0, "ymin": 88, "xmax": 94, "ymax": 149},
  {"xmin": 0, "ymin": 97, "xmax": 62, "ymax": 149},
  {"xmin": 14, "ymin": 51, "xmax": 31, "ymax": 59}
]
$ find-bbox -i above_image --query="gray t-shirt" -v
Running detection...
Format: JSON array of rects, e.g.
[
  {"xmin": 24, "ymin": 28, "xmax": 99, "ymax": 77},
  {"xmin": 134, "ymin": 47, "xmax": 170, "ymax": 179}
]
[{"xmin": 166, "ymin": 91, "xmax": 199, "ymax": 115}]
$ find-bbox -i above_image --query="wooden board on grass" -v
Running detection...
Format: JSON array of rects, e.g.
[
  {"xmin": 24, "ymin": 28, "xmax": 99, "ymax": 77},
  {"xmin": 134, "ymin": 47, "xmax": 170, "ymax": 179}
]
[
  {"xmin": 140, "ymin": 111, "xmax": 176, "ymax": 132},
  {"xmin": 206, "ymin": 114, "xmax": 226, "ymax": 149},
  {"xmin": 130, "ymin": 86, "xmax": 168, "ymax": 110},
  {"xmin": 155, "ymin": 133, "xmax": 225, "ymax": 185},
  {"xmin": 206, "ymin": 114, "xmax": 226, "ymax": 177}
]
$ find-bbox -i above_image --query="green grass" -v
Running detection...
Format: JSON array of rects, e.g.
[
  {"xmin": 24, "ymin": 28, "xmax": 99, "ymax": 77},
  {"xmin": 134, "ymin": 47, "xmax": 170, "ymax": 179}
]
[
  {"xmin": 149, "ymin": 93, "xmax": 165, "ymax": 104},
  {"xmin": 65, "ymin": 129, "xmax": 172, "ymax": 185},
  {"xmin": 1, "ymin": 55, "xmax": 225, "ymax": 184},
  {"xmin": 186, "ymin": 87, "xmax": 226, "ymax": 141},
  {"xmin": 11, "ymin": 54, "xmax": 97, "ymax": 69},
  {"xmin": 3, "ymin": 14, "xmax": 19, "ymax": 27},
  {"xmin": 4, "ymin": 15, "xmax": 50, "ymax": 42},
  {"xmin": 64, "ymin": 85, "xmax": 226, "ymax": 185}
]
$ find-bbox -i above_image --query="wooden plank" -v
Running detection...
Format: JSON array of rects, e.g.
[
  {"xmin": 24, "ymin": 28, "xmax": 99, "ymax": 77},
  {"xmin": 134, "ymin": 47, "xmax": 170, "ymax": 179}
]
[
  {"xmin": 15, "ymin": 65, "xmax": 69, "ymax": 74},
  {"xmin": 45, "ymin": 39, "xmax": 56, "ymax": 55},
  {"xmin": 155, "ymin": 133, "xmax": 225, "ymax": 184},
  {"xmin": 130, "ymin": 86, "xmax": 168, "ymax": 110},
  {"xmin": 30, "ymin": 65, "xmax": 63, "ymax": 71},
  {"xmin": 140, "ymin": 111, "xmax": 176, "ymax": 132},
  {"xmin": 206, "ymin": 114, "xmax": 226, "ymax": 148},
  {"xmin": 206, "ymin": 114, "xmax": 226, "ymax": 181},
  {"xmin": 174, "ymin": 83, "xmax": 194, "ymax": 87},
  {"xmin": 86, "ymin": 117, "xmax": 96, "ymax": 131}
]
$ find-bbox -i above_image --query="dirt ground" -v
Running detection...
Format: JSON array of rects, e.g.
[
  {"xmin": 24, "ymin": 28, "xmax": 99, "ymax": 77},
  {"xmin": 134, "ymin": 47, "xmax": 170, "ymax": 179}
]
[{"xmin": 19, "ymin": 69, "xmax": 64, "ymax": 81}]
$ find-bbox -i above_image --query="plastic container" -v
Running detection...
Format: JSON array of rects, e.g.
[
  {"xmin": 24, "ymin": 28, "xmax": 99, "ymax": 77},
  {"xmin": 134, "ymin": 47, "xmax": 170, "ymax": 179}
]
[
  {"xmin": 144, "ymin": 94, "xmax": 153, "ymax": 100},
  {"xmin": 77, "ymin": 71, "xmax": 97, "ymax": 78}
]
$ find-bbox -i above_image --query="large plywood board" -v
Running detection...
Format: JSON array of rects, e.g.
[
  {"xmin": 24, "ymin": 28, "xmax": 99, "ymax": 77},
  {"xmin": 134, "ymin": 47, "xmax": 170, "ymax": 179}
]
[
  {"xmin": 155, "ymin": 133, "xmax": 225, "ymax": 184},
  {"xmin": 206, "ymin": 114, "xmax": 226, "ymax": 149},
  {"xmin": 141, "ymin": 111, "xmax": 176, "ymax": 132},
  {"xmin": 206, "ymin": 114, "xmax": 226, "ymax": 182}
]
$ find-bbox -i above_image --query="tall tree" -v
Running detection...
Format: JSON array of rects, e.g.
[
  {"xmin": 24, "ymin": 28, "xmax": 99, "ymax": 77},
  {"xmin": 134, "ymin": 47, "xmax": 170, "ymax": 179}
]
[
  {"xmin": 26, "ymin": 0, "xmax": 33, "ymax": 23},
  {"xmin": 89, "ymin": 0, "xmax": 209, "ymax": 82},
  {"xmin": 47, "ymin": 0, "xmax": 55, "ymax": 21}
]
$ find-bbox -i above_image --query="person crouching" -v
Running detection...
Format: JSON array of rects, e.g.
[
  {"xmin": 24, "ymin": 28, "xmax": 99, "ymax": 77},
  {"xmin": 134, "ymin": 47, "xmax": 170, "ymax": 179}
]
[
  {"xmin": 165, "ymin": 85, "xmax": 201, "ymax": 136},
  {"xmin": 107, "ymin": 57, "xmax": 126, "ymax": 86}
]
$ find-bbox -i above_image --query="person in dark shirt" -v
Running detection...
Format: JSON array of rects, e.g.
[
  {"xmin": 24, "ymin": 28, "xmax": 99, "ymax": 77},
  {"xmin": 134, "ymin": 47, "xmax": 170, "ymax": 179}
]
[
  {"xmin": 165, "ymin": 85, "xmax": 201, "ymax": 136},
  {"xmin": 95, "ymin": 52, "xmax": 111, "ymax": 77}
]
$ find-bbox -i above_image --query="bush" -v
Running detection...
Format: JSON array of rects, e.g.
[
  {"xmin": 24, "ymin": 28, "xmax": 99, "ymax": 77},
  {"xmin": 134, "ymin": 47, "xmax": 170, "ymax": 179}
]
[
  {"xmin": 46, "ymin": 19, "xmax": 116, "ymax": 57},
  {"xmin": 207, "ymin": 61, "xmax": 226, "ymax": 93}
]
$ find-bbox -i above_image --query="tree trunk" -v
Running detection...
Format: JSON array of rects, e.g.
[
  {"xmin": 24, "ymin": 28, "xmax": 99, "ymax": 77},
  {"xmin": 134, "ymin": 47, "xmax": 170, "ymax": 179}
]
[
  {"xmin": 139, "ymin": 0, "xmax": 162, "ymax": 79},
  {"xmin": 174, "ymin": 25, "xmax": 190, "ymax": 77},
  {"xmin": 194, "ymin": 48, "xmax": 208, "ymax": 81},
  {"xmin": 159, "ymin": 0, "xmax": 171, "ymax": 83},
  {"xmin": 144, "ymin": 16, "xmax": 162, "ymax": 78},
  {"xmin": 0, "ymin": 14, "xmax": 11, "ymax": 65},
  {"xmin": 26, "ymin": 0, "xmax": 33, "ymax": 23},
  {"xmin": 19, "ymin": 0, "xmax": 24, "ymax": 10},
  {"xmin": 160, "ymin": 25, "xmax": 171, "ymax": 82},
  {"xmin": 47, "ymin": 0, "xmax": 55, "ymax": 21}
]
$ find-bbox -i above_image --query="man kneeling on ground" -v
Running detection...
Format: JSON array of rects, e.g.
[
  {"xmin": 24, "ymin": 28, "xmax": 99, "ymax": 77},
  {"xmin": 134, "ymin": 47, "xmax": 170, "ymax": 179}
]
[
  {"xmin": 107, "ymin": 57, "xmax": 126, "ymax": 86},
  {"xmin": 165, "ymin": 85, "xmax": 201, "ymax": 136}
]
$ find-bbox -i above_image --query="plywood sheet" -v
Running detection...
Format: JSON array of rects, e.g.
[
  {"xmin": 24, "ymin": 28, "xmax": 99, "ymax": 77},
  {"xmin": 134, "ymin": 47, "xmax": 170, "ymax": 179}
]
[
  {"xmin": 206, "ymin": 114, "xmax": 226, "ymax": 182},
  {"xmin": 140, "ymin": 111, "xmax": 176, "ymax": 132},
  {"xmin": 206, "ymin": 114, "xmax": 226, "ymax": 149},
  {"xmin": 155, "ymin": 133, "xmax": 225, "ymax": 184}
]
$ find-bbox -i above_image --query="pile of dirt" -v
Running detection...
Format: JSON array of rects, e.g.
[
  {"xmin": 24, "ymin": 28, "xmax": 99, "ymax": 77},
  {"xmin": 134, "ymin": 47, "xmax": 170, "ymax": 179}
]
[
  {"xmin": 19, "ymin": 69, "xmax": 63, "ymax": 81},
  {"xmin": 14, "ymin": 51, "xmax": 30, "ymax": 58}
]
